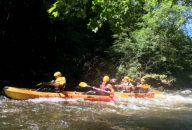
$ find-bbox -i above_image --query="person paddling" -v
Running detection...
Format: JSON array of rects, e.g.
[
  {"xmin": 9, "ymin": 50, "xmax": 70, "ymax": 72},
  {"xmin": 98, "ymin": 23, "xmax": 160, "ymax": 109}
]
[
  {"xmin": 135, "ymin": 78, "xmax": 151, "ymax": 93},
  {"xmin": 114, "ymin": 76, "xmax": 135, "ymax": 92},
  {"xmin": 99, "ymin": 75, "xmax": 114, "ymax": 95},
  {"xmin": 50, "ymin": 71, "xmax": 66, "ymax": 92}
]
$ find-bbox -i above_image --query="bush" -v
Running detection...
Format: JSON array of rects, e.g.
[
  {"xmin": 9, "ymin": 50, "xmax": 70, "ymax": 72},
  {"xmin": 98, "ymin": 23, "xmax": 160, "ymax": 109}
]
[{"xmin": 142, "ymin": 73, "xmax": 176, "ymax": 88}]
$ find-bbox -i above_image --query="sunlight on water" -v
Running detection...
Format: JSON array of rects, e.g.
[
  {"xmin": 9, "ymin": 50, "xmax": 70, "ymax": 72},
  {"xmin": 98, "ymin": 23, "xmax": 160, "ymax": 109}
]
[
  {"xmin": 1, "ymin": 89, "xmax": 192, "ymax": 130},
  {"xmin": 27, "ymin": 97, "xmax": 83, "ymax": 103}
]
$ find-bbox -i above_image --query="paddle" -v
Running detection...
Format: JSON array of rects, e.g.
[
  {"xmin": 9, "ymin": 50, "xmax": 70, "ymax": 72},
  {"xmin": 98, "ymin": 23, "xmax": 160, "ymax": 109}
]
[
  {"xmin": 35, "ymin": 82, "xmax": 44, "ymax": 91},
  {"xmin": 141, "ymin": 85, "xmax": 161, "ymax": 94},
  {"xmin": 36, "ymin": 81, "xmax": 54, "ymax": 86},
  {"xmin": 153, "ymin": 89, "xmax": 161, "ymax": 94},
  {"xmin": 78, "ymin": 82, "xmax": 111, "ymax": 94},
  {"xmin": 35, "ymin": 81, "xmax": 55, "ymax": 92},
  {"xmin": 36, "ymin": 82, "xmax": 43, "ymax": 86}
]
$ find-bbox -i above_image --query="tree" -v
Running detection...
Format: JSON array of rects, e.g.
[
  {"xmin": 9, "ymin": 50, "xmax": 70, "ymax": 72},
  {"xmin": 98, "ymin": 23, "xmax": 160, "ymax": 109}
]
[
  {"xmin": 48, "ymin": 0, "xmax": 192, "ymax": 86},
  {"xmin": 110, "ymin": 1, "xmax": 192, "ymax": 83}
]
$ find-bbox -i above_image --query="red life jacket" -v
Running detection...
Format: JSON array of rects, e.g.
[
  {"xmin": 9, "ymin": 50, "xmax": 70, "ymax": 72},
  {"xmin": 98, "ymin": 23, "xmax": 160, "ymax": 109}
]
[{"xmin": 100, "ymin": 82, "xmax": 114, "ymax": 93}]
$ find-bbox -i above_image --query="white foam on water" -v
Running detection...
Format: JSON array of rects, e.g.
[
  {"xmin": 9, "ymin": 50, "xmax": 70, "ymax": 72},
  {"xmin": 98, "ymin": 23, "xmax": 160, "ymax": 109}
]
[
  {"xmin": 180, "ymin": 89, "xmax": 192, "ymax": 95},
  {"xmin": 1, "ymin": 89, "xmax": 192, "ymax": 112},
  {"xmin": 27, "ymin": 97, "xmax": 82, "ymax": 103},
  {"xmin": 109, "ymin": 89, "xmax": 192, "ymax": 111}
]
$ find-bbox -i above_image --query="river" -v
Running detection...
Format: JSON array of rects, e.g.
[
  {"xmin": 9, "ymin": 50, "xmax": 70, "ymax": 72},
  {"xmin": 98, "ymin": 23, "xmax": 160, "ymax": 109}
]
[{"xmin": 1, "ymin": 89, "xmax": 192, "ymax": 130}]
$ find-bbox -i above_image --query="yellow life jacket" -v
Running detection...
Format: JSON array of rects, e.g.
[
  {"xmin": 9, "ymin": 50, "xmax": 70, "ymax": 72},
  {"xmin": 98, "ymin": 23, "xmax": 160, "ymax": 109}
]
[
  {"xmin": 55, "ymin": 77, "xmax": 66, "ymax": 85},
  {"xmin": 141, "ymin": 84, "xmax": 151, "ymax": 89}
]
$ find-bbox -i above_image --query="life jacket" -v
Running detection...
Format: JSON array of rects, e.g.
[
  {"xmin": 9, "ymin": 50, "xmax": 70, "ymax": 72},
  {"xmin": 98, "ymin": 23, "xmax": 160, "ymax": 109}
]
[
  {"xmin": 119, "ymin": 82, "xmax": 134, "ymax": 92},
  {"xmin": 136, "ymin": 83, "xmax": 151, "ymax": 93},
  {"xmin": 53, "ymin": 76, "xmax": 66, "ymax": 92},
  {"xmin": 55, "ymin": 77, "xmax": 66, "ymax": 86},
  {"xmin": 121, "ymin": 82, "xmax": 133, "ymax": 86},
  {"xmin": 100, "ymin": 82, "xmax": 114, "ymax": 93}
]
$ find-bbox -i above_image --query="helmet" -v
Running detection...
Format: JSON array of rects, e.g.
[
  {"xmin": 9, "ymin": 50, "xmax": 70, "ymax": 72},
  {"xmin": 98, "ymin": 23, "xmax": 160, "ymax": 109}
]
[
  {"xmin": 54, "ymin": 71, "xmax": 62, "ymax": 77},
  {"xmin": 141, "ymin": 78, "xmax": 145, "ymax": 82},
  {"xmin": 103, "ymin": 75, "xmax": 110, "ymax": 82},
  {"xmin": 123, "ymin": 76, "xmax": 131, "ymax": 81}
]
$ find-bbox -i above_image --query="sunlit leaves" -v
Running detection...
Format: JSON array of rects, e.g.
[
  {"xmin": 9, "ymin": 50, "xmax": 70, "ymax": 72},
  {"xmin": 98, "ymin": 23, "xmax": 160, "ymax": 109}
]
[
  {"xmin": 111, "ymin": 0, "xmax": 192, "ymax": 77},
  {"xmin": 48, "ymin": 0, "xmax": 192, "ymax": 34},
  {"xmin": 48, "ymin": 1, "xmax": 59, "ymax": 17},
  {"xmin": 48, "ymin": 0, "xmax": 88, "ymax": 19},
  {"xmin": 143, "ymin": 1, "xmax": 190, "ymax": 31},
  {"xmin": 48, "ymin": 0, "xmax": 146, "ymax": 33},
  {"xmin": 47, "ymin": 0, "xmax": 192, "ymax": 79}
]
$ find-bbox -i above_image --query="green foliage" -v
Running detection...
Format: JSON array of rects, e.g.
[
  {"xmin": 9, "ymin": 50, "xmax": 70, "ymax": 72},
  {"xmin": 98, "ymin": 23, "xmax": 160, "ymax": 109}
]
[
  {"xmin": 48, "ymin": 0, "xmax": 89, "ymax": 19},
  {"xmin": 48, "ymin": 0, "xmax": 192, "ymax": 33},
  {"xmin": 112, "ymin": 27, "xmax": 192, "ymax": 78},
  {"xmin": 142, "ymin": 73, "xmax": 176, "ymax": 87},
  {"xmin": 48, "ymin": 1, "xmax": 60, "ymax": 17},
  {"xmin": 142, "ymin": 1, "xmax": 188, "ymax": 30},
  {"xmin": 116, "ymin": 62, "xmax": 142, "ymax": 78},
  {"xmin": 48, "ymin": 0, "xmax": 147, "ymax": 33},
  {"xmin": 47, "ymin": 0, "xmax": 192, "ymax": 87},
  {"xmin": 110, "ymin": 1, "xmax": 192, "ymax": 80}
]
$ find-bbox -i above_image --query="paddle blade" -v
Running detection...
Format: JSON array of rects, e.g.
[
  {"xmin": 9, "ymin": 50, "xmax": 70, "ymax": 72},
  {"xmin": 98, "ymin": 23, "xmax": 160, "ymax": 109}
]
[
  {"xmin": 79, "ymin": 82, "xmax": 88, "ymax": 87},
  {"xmin": 153, "ymin": 90, "xmax": 161, "ymax": 94},
  {"xmin": 36, "ymin": 82, "xmax": 43, "ymax": 86},
  {"xmin": 143, "ymin": 85, "xmax": 151, "ymax": 89}
]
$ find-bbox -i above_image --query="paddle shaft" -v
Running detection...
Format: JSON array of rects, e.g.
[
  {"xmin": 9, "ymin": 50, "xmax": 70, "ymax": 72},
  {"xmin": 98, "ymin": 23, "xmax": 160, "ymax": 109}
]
[
  {"xmin": 88, "ymin": 86, "xmax": 111, "ymax": 94},
  {"xmin": 78, "ymin": 82, "xmax": 111, "ymax": 94}
]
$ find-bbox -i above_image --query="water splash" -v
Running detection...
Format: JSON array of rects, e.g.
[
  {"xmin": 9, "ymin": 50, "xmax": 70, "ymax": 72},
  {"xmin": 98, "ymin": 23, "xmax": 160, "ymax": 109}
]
[
  {"xmin": 1, "ymin": 89, "xmax": 192, "ymax": 111},
  {"xmin": 109, "ymin": 89, "xmax": 192, "ymax": 111},
  {"xmin": 1, "ymin": 90, "xmax": 192, "ymax": 130},
  {"xmin": 27, "ymin": 97, "xmax": 82, "ymax": 103}
]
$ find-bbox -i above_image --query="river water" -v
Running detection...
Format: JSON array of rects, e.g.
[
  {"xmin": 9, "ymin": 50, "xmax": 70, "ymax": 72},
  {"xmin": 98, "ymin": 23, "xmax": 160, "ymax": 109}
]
[{"xmin": 1, "ymin": 89, "xmax": 192, "ymax": 130}]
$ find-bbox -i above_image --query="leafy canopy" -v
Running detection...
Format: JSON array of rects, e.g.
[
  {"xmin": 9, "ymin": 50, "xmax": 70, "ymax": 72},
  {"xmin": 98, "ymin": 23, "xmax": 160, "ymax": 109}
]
[{"xmin": 48, "ymin": 0, "xmax": 192, "ymax": 83}]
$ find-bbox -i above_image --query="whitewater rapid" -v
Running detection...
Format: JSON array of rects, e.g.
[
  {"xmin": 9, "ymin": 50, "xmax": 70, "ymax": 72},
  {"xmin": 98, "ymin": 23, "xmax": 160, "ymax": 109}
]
[{"xmin": 1, "ymin": 89, "xmax": 192, "ymax": 130}]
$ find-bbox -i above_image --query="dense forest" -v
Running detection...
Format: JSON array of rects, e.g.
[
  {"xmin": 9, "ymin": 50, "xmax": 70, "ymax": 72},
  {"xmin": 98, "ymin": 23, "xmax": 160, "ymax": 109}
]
[{"xmin": 0, "ymin": 0, "xmax": 192, "ymax": 90}]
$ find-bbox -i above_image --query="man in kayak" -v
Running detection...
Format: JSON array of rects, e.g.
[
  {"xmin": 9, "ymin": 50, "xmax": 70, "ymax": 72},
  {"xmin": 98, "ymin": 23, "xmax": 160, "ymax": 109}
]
[
  {"xmin": 135, "ymin": 78, "xmax": 151, "ymax": 93},
  {"xmin": 99, "ymin": 75, "xmax": 115, "ymax": 95},
  {"xmin": 114, "ymin": 76, "xmax": 135, "ymax": 92},
  {"xmin": 50, "ymin": 71, "xmax": 66, "ymax": 92}
]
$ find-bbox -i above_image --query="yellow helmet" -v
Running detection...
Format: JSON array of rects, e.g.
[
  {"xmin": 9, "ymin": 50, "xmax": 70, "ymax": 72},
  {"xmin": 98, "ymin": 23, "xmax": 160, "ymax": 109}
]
[
  {"xmin": 103, "ymin": 75, "xmax": 110, "ymax": 82},
  {"xmin": 54, "ymin": 71, "xmax": 62, "ymax": 77},
  {"xmin": 141, "ymin": 78, "xmax": 145, "ymax": 82},
  {"xmin": 123, "ymin": 76, "xmax": 131, "ymax": 81}
]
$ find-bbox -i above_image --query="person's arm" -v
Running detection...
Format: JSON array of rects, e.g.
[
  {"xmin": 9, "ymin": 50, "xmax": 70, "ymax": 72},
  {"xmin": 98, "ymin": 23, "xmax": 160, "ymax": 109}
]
[
  {"xmin": 129, "ymin": 82, "xmax": 134, "ymax": 87},
  {"xmin": 107, "ymin": 84, "xmax": 114, "ymax": 93}
]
